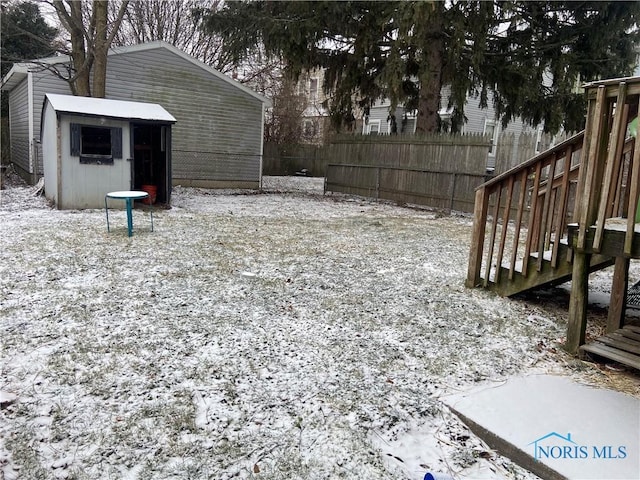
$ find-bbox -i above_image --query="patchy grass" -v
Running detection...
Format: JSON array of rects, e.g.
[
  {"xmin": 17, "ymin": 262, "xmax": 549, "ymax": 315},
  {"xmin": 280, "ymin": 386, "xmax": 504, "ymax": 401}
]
[{"xmin": 1, "ymin": 176, "xmax": 636, "ymax": 479}]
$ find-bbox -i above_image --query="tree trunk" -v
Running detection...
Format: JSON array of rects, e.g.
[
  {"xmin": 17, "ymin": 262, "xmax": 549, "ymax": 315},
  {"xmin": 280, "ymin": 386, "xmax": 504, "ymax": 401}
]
[
  {"xmin": 54, "ymin": 0, "xmax": 92, "ymax": 96},
  {"xmin": 92, "ymin": 0, "xmax": 109, "ymax": 98},
  {"xmin": 53, "ymin": 0, "xmax": 129, "ymax": 98},
  {"xmin": 415, "ymin": 3, "xmax": 445, "ymax": 134}
]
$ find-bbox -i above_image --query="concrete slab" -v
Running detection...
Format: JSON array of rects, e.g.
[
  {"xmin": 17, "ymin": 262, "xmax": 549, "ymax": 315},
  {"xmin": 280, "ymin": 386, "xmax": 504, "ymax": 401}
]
[{"xmin": 443, "ymin": 375, "xmax": 639, "ymax": 480}]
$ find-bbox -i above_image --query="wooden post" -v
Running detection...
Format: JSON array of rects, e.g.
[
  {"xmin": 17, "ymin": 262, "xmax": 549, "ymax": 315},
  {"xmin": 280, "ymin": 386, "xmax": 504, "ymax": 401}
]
[
  {"xmin": 494, "ymin": 175, "xmax": 514, "ymax": 283},
  {"xmin": 593, "ymin": 82, "xmax": 627, "ymax": 251},
  {"xmin": 607, "ymin": 256, "xmax": 629, "ymax": 333},
  {"xmin": 536, "ymin": 155, "xmax": 557, "ymax": 271},
  {"xmin": 552, "ymin": 144, "xmax": 574, "ymax": 267},
  {"xmin": 566, "ymin": 251, "xmax": 591, "ymax": 354},
  {"xmin": 449, "ymin": 172, "xmax": 457, "ymax": 213},
  {"xmin": 522, "ymin": 161, "xmax": 543, "ymax": 277},
  {"xmin": 484, "ymin": 187, "xmax": 503, "ymax": 287},
  {"xmin": 466, "ymin": 187, "xmax": 489, "ymax": 288},
  {"xmin": 509, "ymin": 169, "xmax": 529, "ymax": 279},
  {"xmin": 577, "ymin": 86, "xmax": 607, "ymax": 250}
]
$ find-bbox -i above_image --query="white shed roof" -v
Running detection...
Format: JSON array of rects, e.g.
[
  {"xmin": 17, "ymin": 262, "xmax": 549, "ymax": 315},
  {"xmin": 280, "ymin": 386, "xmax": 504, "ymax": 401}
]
[{"xmin": 44, "ymin": 93, "xmax": 176, "ymax": 123}]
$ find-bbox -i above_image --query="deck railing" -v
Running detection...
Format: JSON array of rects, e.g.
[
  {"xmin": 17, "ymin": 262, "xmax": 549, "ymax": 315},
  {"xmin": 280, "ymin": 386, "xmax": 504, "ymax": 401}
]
[
  {"xmin": 466, "ymin": 120, "xmax": 636, "ymax": 292},
  {"xmin": 574, "ymin": 82, "xmax": 640, "ymax": 258},
  {"xmin": 466, "ymin": 132, "xmax": 585, "ymax": 289}
]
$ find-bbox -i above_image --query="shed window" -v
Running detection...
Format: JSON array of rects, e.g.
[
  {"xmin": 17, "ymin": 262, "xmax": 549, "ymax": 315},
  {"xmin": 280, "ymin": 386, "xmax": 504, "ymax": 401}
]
[
  {"xmin": 70, "ymin": 123, "xmax": 122, "ymax": 164},
  {"xmin": 82, "ymin": 126, "xmax": 111, "ymax": 155}
]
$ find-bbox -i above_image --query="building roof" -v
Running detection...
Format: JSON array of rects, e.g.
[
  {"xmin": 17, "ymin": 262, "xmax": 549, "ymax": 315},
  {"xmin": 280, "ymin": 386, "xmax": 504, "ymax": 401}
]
[
  {"xmin": 44, "ymin": 93, "xmax": 176, "ymax": 123},
  {"xmin": 2, "ymin": 41, "xmax": 271, "ymax": 106}
]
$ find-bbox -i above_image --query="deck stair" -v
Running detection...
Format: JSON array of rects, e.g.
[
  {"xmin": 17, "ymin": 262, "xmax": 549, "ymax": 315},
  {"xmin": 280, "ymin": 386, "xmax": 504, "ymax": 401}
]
[
  {"xmin": 580, "ymin": 325, "xmax": 640, "ymax": 370},
  {"xmin": 467, "ymin": 75, "xmax": 640, "ymax": 367},
  {"xmin": 490, "ymin": 242, "xmax": 613, "ymax": 297},
  {"xmin": 466, "ymin": 131, "xmax": 596, "ymax": 296}
]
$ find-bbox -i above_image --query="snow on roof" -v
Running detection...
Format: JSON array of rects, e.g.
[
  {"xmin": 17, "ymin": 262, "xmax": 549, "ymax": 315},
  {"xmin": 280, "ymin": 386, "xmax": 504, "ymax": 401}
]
[{"xmin": 45, "ymin": 93, "xmax": 176, "ymax": 123}]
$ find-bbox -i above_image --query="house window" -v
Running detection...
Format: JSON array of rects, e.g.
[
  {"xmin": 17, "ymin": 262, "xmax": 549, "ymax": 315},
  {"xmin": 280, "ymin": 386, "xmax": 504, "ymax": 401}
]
[
  {"xmin": 534, "ymin": 127, "xmax": 555, "ymax": 154},
  {"xmin": 303, "ymin": 119, "xmax": 317, "ymax": 137},
  {"xmin": 309, "ymin": 78, "xmax": 318, "ymax": 101},
  {"xmin": 484, "ymin": 120, "xmax": 498, "ymax": 156},
  {"xmin": 70, "ymin": 123, "xmax": 122, "ymax": 165},
  {"xmin": 367, "ymin": 120, "xmax": 381, "ymax": 135}
]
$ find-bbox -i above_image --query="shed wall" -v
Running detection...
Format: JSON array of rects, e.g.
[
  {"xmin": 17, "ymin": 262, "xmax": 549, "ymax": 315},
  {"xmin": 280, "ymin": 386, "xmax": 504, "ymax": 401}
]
[
  {"xmin": 41, "ymin": 102, "xmax": 58, "ymax": 204},
  {"xmin": 58, "ymin": 115, "xmax": 131, "ymax": 209}
]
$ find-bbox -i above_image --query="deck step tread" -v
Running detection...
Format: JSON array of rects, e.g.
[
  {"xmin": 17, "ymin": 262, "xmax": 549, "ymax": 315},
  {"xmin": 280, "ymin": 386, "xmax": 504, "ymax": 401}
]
[
  {"xmin": 617, "ymin": 328, "xmax": 640, "ymax": 342},
  {"xmin": 581, "ymin": 342, "xmax": 640, "ymax": 370},
  {"xmin": 596, "ymin": 335, "xmax": 640, "ymax": 355}
]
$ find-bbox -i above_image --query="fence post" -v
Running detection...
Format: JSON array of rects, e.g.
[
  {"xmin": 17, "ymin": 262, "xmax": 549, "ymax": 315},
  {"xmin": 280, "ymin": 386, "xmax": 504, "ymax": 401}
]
[
  {"xmin": 449, "ymin": 173, "xmax": 457, "ymax": 213},
  {"xmin": 466, "ymin": 186, "xmax": 490, "ymax": 288},
  {"xmin": 376, "ymin": 167, "xmax": 381, "ymax": 201}
]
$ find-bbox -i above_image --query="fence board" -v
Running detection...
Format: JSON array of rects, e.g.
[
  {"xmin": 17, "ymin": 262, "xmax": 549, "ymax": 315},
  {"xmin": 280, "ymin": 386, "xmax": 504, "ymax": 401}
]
[{"xmin": 325, "ymin": 163, "xmax": 489, "ymax": 213}]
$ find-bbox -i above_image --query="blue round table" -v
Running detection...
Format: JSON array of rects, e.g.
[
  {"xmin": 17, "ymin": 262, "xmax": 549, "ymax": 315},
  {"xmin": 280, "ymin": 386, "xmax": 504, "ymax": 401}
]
[{"xmin": 105, "ymin": 191, "xmax": 154, "ymax": 237}]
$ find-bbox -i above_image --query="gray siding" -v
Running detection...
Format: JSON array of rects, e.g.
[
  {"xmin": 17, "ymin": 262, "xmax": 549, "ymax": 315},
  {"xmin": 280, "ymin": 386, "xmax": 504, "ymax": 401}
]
[
  {"xmin": 8, "ymin": 79, "xmax": 30, "ymax": 174},
  {"xmin": 104, "ymin": 48, "xmax": 263, "ymax": 183},
  {"xmin": 367, "ymin": 87, "xmax": 537, "ymax": 138},
  {"xmin": 31, "ymin": 71, "xmax": 72, "ymax": 175},
  {"xmin": 366, "ymin": 102, "xmax": 407, "ymax": 135},
  {"xmin": 8, "ymin": 44, "xmax": 265, "ymax": 186}
]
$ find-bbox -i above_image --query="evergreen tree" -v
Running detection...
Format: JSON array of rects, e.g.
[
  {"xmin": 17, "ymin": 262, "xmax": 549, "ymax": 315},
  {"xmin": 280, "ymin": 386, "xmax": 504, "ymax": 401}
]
[
  {"xmin": 1, "ymin": 1, "xmax": 58, "ymax": 117},
  {"xmin": 1, "ymin": 1, "xmax": 58, "ymax": 78},
  {"xmin": 200, "ymin": 1, "xmax": 639, "ymax": 134}
]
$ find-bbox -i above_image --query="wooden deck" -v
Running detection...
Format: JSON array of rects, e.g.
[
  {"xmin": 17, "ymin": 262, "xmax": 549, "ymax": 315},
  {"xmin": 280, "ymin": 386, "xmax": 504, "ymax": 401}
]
[
  {"xmin": 488, "ymin": 244, "xmax": 613, "ymax": 297},
  {"xmin": 580, "ymin": 325, "xmax": 640, "ymax": 370},
  {"xmin": 567, "ymin": 221, "xmax": 640, "ymax": 258},
  {"xmin": 466, "ymin": 76, "xmax": 640, "ymax": 363}
]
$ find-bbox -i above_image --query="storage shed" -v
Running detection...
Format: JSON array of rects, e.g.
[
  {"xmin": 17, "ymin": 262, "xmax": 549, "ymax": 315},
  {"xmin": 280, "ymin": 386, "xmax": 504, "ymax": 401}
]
[
  {"xmin": 41, "ymin": 93, "xmax": 176, "ymax": 209},
  {"xmin": 2, "ymin": 41, "xmax": 268, "ymax": 188}
]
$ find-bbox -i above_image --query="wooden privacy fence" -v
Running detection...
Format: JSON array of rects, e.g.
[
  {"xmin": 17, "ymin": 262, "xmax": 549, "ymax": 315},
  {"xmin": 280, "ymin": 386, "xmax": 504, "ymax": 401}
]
[
  {"xmin": 263, "ymin": 131, "xmax": 573, "ymax": 178},
  {"xmin": 326, "ymin": 133, "xmax": 491, "ymax": 170},
  {"xmin": 325, "ymin": 163, "xmax": 489, "ymax": 212},
  {"xmin": 494, "ymin": 131, "xmax": 575, "ymax": 174},
  {"xmin": 323, "ymin": 133, "xmax": 492, "ymax": 212},
  {"xmin": 263, "ymin": 142, "xmax": 326, "ymax": 176}
]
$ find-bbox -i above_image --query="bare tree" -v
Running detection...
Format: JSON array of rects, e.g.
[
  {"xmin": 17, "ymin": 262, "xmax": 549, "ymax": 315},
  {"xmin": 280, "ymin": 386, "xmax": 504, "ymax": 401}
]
[
  {"xmin": 264, "ymin": 72, "xmax": 308, "ymax": 145},
  {"xmin": 48, "ymin": 0, "xmax": 129, "ymax": 97},
  {"xmin": 111, "ymin": 0, "xmax": 234, "ymax": 74}
]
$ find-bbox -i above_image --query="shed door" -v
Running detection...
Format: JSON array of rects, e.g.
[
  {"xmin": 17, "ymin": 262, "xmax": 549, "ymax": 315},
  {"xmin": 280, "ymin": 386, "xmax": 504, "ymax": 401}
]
[{"xmin": 131, "ymin": 123, "xmax": 171, "ymax": 205}]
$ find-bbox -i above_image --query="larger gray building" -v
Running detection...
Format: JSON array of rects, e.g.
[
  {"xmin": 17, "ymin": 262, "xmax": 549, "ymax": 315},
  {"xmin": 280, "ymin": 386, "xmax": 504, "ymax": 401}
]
[{"xmin": 1, "ymin": 41, "xmax": 269, "ymax": 188}]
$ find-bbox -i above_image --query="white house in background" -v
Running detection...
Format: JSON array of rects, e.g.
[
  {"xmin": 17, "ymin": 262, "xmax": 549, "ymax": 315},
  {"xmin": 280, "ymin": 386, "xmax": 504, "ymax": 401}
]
[
  {"xmin": 41, "ymin": 94, "xmax": 176, "ymax": 209},
  {"xmin": 363, "ymin": 86, "xmax": 542, "ymax": 171},
  {"xmin": 296, "ymin": 69, "xmax": 542, "ymax": 169},
  {"xmin": 296, "ymin": 69, "xmax": 334, "ymax": 144}
]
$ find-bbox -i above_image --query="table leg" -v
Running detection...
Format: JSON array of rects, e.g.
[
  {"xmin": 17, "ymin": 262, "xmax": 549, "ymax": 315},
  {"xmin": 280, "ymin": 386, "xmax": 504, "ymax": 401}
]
[
  {"xmin": 126, "ymin": 198, "xmax": 133, "ymax": 237},
  {"xmin": 105, "ymin": 196, "xmax": 110, "ymax": 232}
]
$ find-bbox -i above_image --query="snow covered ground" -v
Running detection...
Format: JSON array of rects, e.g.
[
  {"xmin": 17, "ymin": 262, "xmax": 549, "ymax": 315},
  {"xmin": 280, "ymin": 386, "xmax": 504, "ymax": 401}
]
[{"xmin": 1, "ymin": 174, "xmax": 638, "ymax": 480}]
